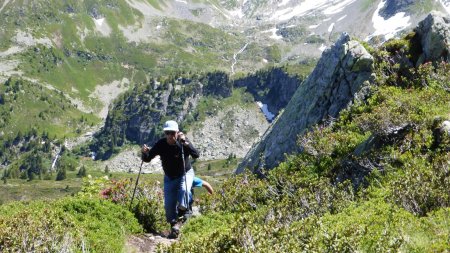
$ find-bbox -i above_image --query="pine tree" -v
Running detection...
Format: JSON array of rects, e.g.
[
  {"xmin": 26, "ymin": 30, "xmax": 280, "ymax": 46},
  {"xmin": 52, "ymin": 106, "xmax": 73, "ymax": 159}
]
[
  {"xmin": 56, "ymin": 167, "xmax": 66, "ymax": 181},
  {"xmin": 77, "ymin": 166, "xmax": 87, "ymax": 178}
]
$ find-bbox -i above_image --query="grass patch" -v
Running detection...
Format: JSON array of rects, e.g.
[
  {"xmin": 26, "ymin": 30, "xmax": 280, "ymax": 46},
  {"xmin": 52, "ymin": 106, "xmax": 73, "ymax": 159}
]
[{"xmin": 0, "ymin": 77, "xmax": 99, "ymax": 138}]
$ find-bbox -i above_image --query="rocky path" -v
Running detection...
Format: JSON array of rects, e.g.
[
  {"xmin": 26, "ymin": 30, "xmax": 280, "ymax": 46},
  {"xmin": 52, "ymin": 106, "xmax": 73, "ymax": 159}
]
[
  {"xmin": 125, "ymin": 233, "xmax": 176, "ymax": 253},
  {"xmin": 125, "ymin": 206, "xmax": 200, "ymax": 252}
]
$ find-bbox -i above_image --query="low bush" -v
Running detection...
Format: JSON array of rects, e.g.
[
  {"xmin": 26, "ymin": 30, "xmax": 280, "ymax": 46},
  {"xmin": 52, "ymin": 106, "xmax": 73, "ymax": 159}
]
[
  {"xmin": 88, "ymin": 176, "xmax": 168, "ymax": 233},
  {"xmin": 0, "ymin": 197, "xmax": 141, "ymax": 252}
]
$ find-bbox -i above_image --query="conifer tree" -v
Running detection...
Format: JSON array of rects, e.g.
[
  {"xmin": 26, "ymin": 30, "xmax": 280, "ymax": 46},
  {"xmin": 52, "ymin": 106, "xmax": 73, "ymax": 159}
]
[{"xmin": 56, "ymin": 167, "xmax": 66, "ymax": 181}]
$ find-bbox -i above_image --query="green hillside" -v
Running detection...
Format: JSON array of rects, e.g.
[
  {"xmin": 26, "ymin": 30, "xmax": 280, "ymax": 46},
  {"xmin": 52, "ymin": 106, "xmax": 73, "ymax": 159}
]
[
  {"xmin": 0, "ymin": 0, "xmax": 269, "ymax": 170},
  {"xmin": 0, "ymin": 30, "xmax": 449, "ymax": 251},
  {"xmin": 0, "ymin": 0, "xmax": 262, "ymax": 106},
  {"xmin": 0, "ymin": 1, "xmax": 449, "ymax": 251},
  {"xmin": 164, "ymin": 36, "xmax": 450, "ymax": 252},
  {"xmin": 0, "ymin": 76, "xmax": 98, "ymax": 138}
]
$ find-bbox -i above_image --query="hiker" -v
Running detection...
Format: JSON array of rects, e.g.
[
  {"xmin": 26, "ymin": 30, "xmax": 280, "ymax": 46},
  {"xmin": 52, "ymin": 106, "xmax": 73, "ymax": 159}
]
[
  {"xmin": 192, "ymin": 177, "xmax": 214, "ymax": 195},
  {"xmin": 189, "ymin": 177, "xmax": 214, "ymax": 210},
  {"xmin": 141, "ymin": 120, "xmax": 199, "ymax": 238}
]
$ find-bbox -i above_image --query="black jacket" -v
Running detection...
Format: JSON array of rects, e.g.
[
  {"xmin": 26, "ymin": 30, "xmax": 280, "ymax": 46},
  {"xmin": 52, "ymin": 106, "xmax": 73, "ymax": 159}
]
[{"xmin": 142, "ymin": 138, "xmax": 199, "ymax": 179}]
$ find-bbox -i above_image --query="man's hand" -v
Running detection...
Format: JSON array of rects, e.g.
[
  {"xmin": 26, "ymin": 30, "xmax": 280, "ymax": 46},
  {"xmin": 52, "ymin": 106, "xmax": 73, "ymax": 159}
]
[
  {"xmin": 178, "ymin": 132, "xmax": 189, "ymax": 145},
  {"xmin": 142, "ymin": 144, "xmax": 149, "ymax": 154}
]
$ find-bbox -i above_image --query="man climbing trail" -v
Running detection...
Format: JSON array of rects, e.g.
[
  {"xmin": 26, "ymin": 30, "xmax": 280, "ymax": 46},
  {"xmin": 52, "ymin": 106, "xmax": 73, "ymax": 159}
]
[{"xmin": 141, "ymin": 120, "xmax": 199, "ymax": 238}]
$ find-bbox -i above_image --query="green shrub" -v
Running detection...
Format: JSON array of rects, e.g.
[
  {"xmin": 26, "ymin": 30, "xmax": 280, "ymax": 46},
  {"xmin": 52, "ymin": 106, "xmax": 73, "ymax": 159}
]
[
  {"xmin": 85, "ymin": 176, "xmax": 168, "ymax": 233},
  {"xmin": 128, "ymin": 180, "xmax": 168, "ymax": 233},
  {"xmin": 0, "ymin": 197, "xmax": 141, "ymax": 252},
  {"xmin": 0, "ymin": 201, "xmax": 81, "ymax": 252},
  {"xmin": 57, "ymin": 197, "xmax": 142, "ymax": 252}
]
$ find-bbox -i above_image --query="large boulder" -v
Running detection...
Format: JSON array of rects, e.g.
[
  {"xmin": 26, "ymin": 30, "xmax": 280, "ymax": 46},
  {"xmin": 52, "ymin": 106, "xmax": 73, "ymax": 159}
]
[
  {"xmin": 416, "ymin": 11, "xmax": 450, "ymax": 64},
  {"xmin": 237, "ymin": 33, "xmax": 375, "ymax": 173}
]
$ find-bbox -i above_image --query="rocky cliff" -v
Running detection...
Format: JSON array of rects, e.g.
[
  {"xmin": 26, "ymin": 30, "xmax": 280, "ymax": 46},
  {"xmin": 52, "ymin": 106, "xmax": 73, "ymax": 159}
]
[
  {"xmin": 237, "ymin": 33, "xmax": 375, "ymax": 172},
  {"xmin": 187, "ymin": 105, "xmax": 269, "ymax": 161},
  {"xmin": 233, "ymin": 67, "xmax": 304, "ymax": 120},
  {"xmin": 92, "ymin": 72, "xmax": 232, "ymax": 160}
]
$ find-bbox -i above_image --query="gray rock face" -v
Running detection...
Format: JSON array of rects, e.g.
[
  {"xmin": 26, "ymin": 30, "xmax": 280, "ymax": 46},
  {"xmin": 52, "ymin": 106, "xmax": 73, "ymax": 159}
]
[
  {"xmin": 416, "ymin": 11, "xmax": 450, "ymax": 64},
  {"xmin": 237, "ymin": 33, "xmax": 374, "ymax": 172},
  {"xmin": 233, "ymin": 67, "xmax": 303, "ymax": 120},
  {"xmin": 379, "ymin": 0, "xmax": 415, "ymax": 19},
  {"xmin": 187, "ymin": 105, "xmax": 269, "ymax": 161}
]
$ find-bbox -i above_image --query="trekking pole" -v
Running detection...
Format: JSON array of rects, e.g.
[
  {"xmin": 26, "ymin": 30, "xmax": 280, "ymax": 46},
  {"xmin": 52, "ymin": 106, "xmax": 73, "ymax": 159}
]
[
  {"xmin": 129, "ymin": 160, "xmax": 144, "ymax": 210},
  {"xmin": 180, "ymin": 142, "xmax": 190, "ymax": 212}
]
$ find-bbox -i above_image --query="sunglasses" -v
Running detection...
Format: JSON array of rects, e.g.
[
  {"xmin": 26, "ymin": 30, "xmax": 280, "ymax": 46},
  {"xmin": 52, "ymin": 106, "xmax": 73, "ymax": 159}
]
[{"xmin": 164, "ymin": 131, "xmax": 177, "ymax": 136}]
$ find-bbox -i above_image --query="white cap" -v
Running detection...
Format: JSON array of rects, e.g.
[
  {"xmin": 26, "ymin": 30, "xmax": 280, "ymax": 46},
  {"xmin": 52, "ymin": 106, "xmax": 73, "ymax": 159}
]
[{"xmin": 163, "ymin": 120, "xmax": 179, "ymax": 132}]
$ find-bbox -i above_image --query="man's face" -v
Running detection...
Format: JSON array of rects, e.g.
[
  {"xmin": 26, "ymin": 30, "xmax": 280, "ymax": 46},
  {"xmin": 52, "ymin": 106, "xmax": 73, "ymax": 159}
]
[{"xmin": 164, "ymin": 130, "xmax": 178, "ymax": 144}]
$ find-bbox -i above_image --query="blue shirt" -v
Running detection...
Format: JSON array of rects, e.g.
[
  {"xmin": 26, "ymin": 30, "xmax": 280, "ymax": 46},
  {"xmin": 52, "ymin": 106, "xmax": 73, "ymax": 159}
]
[{"xmin": 193, "ymin": 177, "xmax": 203, "ymax": 188}]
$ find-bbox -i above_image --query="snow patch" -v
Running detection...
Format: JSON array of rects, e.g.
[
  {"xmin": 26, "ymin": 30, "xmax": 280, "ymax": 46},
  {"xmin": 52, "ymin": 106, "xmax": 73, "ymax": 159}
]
[
  {"xmin": 229, "ymin": 8, "xmax": 245, "ymax": 19},
  {"xmin": 126, "ymin": 0, "xmax": 157, "ymax": 15},
  {"xmin": 175, "ymin": 0, "xmax": 187, "ymax": 4},
  {"xmin": 256, "ymin": 102, "xmax": 275, "ymax": 122},
  {"xmin": 328, "ymin": 23, "xmax": 335, "ymax": 32},
  {"xmin": 93, "ymin": 17, "xmax": 112, "ymax": 36},
  {"xmin": 323, "ymin": 0, "xmax": 357, "ymax": 15},
  {"xmin": 95, "ymin": 18, "xmax": 105, "ymax": 26},
  {"xmin": 271, "ymin": 0, "xmax": 356, "ymax": 21},
  {"xmin": 278, "ymin": 0, "xmax": 291, "ymax": 7},
  {"xmin": 261, "ymin": 28, "xmax": 283, "ymax": 40},
  {"xmin": 231, "ymin": 43, "xmax": 249, "ymax": 75},
  {"xmin": 440, "ymin": 0, "xmax": 450, "ymax": 14},
  {"xmin": 367, "ymin": 0, "xmax": 411, "ymax": 41},
  {"xmin": 262, "ymin": 58, "xmax": 268, "ymax": 63},
  {"xmin": 337, "ymin": 15, "xmax": 347, "ymax": 22},
  {"xmin": 319, "ymin": 44, "xmax": 327, "ymax": 52},
  {"xmin": 309, "ymin": 24, "xmax": 320, "ymax": 29}
]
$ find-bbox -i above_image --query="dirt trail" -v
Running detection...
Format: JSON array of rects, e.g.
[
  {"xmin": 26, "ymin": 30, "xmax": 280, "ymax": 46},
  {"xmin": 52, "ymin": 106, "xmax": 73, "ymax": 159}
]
[
  {"xmin": 125, "ymin": 207, "xmax": 200, "ymax": 252},
  {"xmin": 125, "ymin": 233, "xmax": 176, "ymax": 253}
]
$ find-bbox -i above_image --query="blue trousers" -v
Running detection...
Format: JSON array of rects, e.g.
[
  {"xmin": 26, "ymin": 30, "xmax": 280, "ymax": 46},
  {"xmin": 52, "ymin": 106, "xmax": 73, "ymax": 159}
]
[{"xmin": 163, "ymin": 168, "xmax": 194, "ymax": 222}]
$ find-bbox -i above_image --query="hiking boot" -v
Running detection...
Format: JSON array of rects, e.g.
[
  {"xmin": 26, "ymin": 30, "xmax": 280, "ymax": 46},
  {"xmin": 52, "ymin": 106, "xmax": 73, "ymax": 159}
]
[
  {"xmin": 168, "ymin": 226, "xmax": 179, "ymax": 239},
  {"xmin": 168, "ymin": 221, "xmax": 181, "ymax": 239},
  {"xmin": 177, "ymin": 208, "xmax": 192, "ymax": 222}
]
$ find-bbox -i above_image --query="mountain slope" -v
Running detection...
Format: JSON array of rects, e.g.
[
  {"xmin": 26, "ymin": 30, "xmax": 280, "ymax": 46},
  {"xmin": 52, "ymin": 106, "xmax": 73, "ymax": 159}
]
[
  {"xmin": 238, "ymin": 11, "xmax": 450, "ymax": 172},
  {"xmin": 0, "ymin": 0, "xmax": 448, "ymax": 168},
  {"xmin": 165, "ymin": 12, "xmax": 450, "ymax": 253},
  {"xmin": 0, "ymin": 7, "xmax": 449, "ymax": 253}
]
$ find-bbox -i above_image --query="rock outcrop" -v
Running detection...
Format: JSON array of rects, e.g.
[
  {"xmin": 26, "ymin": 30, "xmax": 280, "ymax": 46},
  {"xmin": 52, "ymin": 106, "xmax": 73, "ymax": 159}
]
[
  {"xmin": 237, "ymin": 33, "xmax": 375, "ymax": 172},
  {"xmin": 187, "ymin": 105, "xmax": 269, "ymax": 161},
  {"xmin": 93, "ymin": 72, "xmax": 232, "ymax": 160},
  {"xmin": 233, "ymin": 67, "xmax": 303, "ymax": 120},
  {"xmin": 379, "ymin": 0, "xmax": 415, "ymax": 19},
  {"xmin": 416, "ymin": 11, "xmax": 450, "ymax": 64}
]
